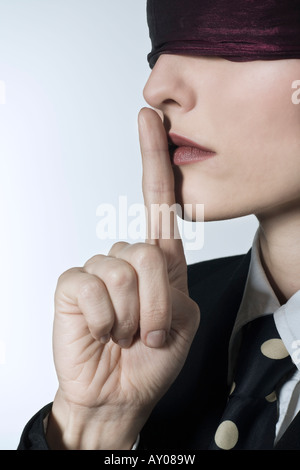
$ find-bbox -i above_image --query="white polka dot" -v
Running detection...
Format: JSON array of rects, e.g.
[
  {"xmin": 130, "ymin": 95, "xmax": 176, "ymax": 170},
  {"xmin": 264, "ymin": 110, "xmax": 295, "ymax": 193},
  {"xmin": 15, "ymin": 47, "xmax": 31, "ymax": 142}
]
[
  {"xmin": 260, "ymin": 338, "xmax": 289, "ymax": 359},
  {"xmin": 265, "ymin": 391, "xmax": 277, "ymax": 402},
  {"xmin": 214, "ymin": 420, "xmax": 239, "ymax": 450}
]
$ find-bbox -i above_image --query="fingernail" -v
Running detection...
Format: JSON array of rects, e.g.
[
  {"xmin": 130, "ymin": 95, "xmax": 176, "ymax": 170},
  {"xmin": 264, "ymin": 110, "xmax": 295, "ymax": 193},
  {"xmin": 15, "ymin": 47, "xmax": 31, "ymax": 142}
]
[
  {"xmin": 146, "ymin": 330, "xmax": 166, "ymax": 348},
  {"xmin": 100, "ymin": 334, "xmax": 110, "ymax": 345},
  {"xmin": 117, "ymin": 338, "xmax": 133, "ymax": 349}
]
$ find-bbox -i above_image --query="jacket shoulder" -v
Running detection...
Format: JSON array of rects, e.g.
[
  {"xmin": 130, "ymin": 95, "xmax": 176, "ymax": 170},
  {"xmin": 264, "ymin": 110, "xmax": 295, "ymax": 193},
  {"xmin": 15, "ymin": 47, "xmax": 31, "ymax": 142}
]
[{"xmin": 188, "ymin": 253, "xmax": 249, "ymax": 291}]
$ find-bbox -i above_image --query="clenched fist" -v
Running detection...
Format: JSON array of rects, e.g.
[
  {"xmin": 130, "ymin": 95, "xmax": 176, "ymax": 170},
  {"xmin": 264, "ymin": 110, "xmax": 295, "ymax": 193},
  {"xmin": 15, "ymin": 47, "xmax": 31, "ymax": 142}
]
[{"xmin": 46, "ymin": 108, "xmax": 200, "ymax": 450}]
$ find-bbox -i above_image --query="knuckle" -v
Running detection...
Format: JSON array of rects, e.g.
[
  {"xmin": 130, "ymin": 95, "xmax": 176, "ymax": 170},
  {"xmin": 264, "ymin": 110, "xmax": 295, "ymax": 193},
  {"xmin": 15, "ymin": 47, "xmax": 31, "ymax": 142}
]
[
  {"xmin": 78, "ymin": 277, "xmax": 103, "ymax": 300},
  {"xmin": 144, "ymin": 178, "xmax": 172, "ymax": 196},
  {"xmin": 111, "ymin": 241, "xmax": 129, "ymax": 251},
  {"xmin": 134, "ymin": 244, "xmax": 164, "ymax": 270},
  {"xmin": 57, "ymin": 267, "xmax": 80, "ymax": 282},
  {"xmin": 55, "ymin": 267, "xmax": 81, "ymax": 297},
  {"xmin": 106, "ymin": 265, "xmax": 136, "ymax": 290},
  {"xmin": 108, "ymin": 241, "xmax": 130, "ymax": 256},
  {"xmin": 83, "ymin": 254, "xmax": 104, "ymax": 268}
]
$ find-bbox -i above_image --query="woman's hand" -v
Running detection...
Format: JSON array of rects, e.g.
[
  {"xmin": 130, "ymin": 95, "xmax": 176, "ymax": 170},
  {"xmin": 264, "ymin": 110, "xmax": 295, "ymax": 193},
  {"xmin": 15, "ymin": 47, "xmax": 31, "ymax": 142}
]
[{"xmin": 46, "ymin": 108, "xmax": 200, "ymax": 450}]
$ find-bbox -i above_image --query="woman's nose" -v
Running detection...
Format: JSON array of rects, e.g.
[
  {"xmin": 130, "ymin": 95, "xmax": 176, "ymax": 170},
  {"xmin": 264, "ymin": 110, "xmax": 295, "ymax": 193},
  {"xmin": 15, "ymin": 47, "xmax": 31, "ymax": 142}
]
[{"xmin": 143, "ymin": 54, "xmax": 196, "ymax": 113}]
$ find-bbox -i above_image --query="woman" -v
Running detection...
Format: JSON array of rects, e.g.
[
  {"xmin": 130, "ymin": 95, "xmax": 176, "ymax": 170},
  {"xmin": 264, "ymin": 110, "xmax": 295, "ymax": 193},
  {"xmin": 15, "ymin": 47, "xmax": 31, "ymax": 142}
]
[{"xmin": 19, "ymin": 0, "xmax": 300, "ymax": 450}]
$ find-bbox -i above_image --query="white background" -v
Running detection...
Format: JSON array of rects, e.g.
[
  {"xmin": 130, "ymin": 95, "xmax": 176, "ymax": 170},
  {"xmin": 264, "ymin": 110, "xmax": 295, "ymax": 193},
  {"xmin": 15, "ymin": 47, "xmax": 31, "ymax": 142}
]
[{"xmin": 0, "ymin": 0, "xmax": 258, "ymax": 449}]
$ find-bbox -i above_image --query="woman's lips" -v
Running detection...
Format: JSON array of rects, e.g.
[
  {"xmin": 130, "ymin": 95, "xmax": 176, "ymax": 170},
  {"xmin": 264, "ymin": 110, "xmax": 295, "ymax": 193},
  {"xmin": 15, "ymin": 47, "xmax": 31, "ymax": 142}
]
[{"xmin": 168, "ymin": 132, "xmax": 216, "ymax": 166}]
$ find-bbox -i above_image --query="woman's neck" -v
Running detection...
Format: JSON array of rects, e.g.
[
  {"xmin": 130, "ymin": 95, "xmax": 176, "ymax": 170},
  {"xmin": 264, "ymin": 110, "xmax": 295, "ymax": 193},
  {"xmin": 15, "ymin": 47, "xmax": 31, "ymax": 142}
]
[{"xmin": 256, "ymin": 201, "xmax": 300, "ymax": 305}]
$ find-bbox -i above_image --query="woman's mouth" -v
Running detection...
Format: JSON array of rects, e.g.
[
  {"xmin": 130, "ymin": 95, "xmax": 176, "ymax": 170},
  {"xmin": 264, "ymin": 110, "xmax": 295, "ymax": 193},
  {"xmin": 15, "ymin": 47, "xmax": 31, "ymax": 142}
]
[{"xmin": 168, "ymin": 133, "xmax": 216, "ymax": 166}]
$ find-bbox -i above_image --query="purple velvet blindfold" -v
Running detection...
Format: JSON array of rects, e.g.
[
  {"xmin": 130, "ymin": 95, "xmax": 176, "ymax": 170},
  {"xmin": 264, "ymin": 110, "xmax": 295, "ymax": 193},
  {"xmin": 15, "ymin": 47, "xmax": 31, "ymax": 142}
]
[{"xmin": 147, "ymin": 0, "xmax": 300, "ymax": 68}]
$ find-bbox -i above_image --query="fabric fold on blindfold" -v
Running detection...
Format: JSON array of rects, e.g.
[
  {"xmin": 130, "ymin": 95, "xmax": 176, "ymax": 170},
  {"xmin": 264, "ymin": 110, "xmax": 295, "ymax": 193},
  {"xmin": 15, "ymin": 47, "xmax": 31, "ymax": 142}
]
[{"xmin": 147, "ymin": 0, "xmax": 300, "ymax": 68}]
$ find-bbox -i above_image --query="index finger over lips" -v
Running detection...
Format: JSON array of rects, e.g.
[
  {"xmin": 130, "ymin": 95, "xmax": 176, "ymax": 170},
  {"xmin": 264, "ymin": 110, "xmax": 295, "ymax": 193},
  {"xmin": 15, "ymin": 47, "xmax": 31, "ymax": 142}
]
[{"xmin": 138, "ymin": 107, "xmax": 185, "ymax": 265}]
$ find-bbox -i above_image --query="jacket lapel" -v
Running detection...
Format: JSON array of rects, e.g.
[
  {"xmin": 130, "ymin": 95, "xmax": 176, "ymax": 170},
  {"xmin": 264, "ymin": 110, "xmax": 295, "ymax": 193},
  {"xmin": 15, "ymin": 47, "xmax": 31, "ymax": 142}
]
[{"xmin": 141, "ymin": 251, "xmax": 252, "ymax": 449}]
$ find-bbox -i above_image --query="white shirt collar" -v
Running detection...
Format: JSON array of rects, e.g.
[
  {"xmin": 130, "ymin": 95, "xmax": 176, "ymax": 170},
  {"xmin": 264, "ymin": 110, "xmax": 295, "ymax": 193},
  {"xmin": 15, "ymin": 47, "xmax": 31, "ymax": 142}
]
[
  {"xmin": 229, "ymin": 228, "xmax": 300, "ymax": 381},
  {"xmin": 232, "ymin": 228, "xmax": 281, "ymax": 337},
  {"xmin": 228, "ymin": 231, "xmax": 300, "ymax": 439}
]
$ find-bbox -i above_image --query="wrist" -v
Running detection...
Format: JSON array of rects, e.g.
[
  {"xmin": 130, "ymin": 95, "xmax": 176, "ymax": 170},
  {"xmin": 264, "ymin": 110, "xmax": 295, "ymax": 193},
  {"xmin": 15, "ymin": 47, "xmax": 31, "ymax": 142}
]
[{"xmin": 46, "ymin": 390, "xmax": 148, "ymax": 450}]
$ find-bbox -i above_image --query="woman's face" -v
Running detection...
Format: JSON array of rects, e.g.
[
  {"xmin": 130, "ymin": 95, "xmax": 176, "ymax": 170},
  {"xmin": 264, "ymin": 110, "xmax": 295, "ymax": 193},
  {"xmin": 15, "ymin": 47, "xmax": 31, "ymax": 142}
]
[{"xmin": 143, "ymin": 54, "xmax": 300, "ymax": 222}]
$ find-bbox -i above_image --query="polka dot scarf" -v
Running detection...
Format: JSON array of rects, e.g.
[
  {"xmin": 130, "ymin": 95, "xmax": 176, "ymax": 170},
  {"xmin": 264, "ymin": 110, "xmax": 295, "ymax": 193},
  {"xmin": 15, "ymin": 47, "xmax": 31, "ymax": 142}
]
[{"xmin": 209, "ymin": 315, "xmax": 296, "ymax": 450}]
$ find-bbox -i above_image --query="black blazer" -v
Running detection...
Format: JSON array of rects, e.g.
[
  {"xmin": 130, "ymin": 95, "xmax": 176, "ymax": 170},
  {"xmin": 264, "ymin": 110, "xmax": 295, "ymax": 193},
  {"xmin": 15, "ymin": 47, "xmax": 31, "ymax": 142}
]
[{"xmin": 17, "ymin": 251, "xmax": 300, "ymax": 450}]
